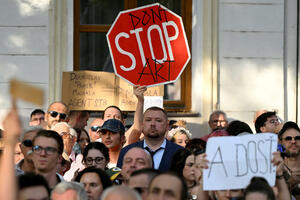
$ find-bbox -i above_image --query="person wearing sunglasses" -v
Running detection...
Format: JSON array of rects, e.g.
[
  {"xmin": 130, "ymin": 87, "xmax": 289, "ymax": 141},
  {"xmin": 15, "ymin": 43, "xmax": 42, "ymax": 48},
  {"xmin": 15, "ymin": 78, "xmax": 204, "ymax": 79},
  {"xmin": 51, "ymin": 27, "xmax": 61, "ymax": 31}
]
[
  {"xmin": 278, "ymin": 121, "xmax": 300, "ymax": 198},
  {"xmin": 16, "ymin": 128, "xmax": 41, "ymax": 175},
  {"xmin": 31, "ymin": 129, "xmax": 64, "ymax": 190},
  {"xmin": 44, "ymin": 101, "xmax": 69, "ymax": 130},
  {"xmin": 88, "ymin": 118, "xmax": 104, "ymax": 142}
]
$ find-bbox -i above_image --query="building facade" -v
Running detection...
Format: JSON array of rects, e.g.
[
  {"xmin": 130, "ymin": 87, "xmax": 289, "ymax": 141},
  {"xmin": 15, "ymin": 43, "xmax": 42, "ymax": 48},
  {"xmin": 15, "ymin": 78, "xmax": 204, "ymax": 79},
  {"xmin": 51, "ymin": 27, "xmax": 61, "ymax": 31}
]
[{"xmin": 0, "ymin": 0, "xmax": 298, "ymax": 136}]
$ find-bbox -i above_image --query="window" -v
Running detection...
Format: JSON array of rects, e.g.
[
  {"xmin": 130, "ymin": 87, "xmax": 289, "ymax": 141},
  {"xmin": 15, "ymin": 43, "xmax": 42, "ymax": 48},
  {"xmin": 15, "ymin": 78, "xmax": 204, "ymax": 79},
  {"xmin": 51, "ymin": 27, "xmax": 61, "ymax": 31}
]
[{"xmin": 74, "ymin": 0, "xmax": 192, "ymax": 111}]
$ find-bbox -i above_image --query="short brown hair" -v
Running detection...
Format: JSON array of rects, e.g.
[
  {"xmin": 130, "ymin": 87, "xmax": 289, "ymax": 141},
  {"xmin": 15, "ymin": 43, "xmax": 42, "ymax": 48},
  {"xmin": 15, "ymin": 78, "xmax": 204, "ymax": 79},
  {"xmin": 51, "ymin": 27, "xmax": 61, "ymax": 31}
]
[{"xmin": 144, "ymin": 107, "xmax": 167, "ymax": 120}]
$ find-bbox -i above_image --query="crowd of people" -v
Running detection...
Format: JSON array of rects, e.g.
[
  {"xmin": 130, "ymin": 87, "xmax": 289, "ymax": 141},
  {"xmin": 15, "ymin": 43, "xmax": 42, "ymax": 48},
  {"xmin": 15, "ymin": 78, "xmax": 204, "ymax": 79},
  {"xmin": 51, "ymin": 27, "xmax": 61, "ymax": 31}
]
[{"xmin": 0, "ymin": 85, "xmax": 299, "ymax": 200}]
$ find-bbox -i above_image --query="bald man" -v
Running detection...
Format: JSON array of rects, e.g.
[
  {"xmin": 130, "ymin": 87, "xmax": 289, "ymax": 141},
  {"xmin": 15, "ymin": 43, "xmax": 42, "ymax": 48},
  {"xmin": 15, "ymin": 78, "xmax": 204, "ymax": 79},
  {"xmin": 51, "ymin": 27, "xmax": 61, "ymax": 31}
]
[{"xmin": 121, "ymin": 147, "xmax": 152, "ymax": 185}]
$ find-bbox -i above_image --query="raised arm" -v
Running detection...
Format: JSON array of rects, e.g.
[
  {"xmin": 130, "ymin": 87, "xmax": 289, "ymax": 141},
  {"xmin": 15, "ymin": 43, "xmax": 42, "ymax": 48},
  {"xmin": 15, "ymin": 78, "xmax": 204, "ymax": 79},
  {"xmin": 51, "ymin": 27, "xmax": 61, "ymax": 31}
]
[
  {"xmin": 272, "ymin": 151, "xmax": 291, "ymax": 200},
  {"xmin": 0, "ymin": 100, "xmax": 22, "ymax": 200},
  {"xmin": 192, "ymin": 153, "xmax": 211, "ymax": 200},
  {"xmin": 124, "ymin": 85, "xmax": 147, "ymax": 146}
]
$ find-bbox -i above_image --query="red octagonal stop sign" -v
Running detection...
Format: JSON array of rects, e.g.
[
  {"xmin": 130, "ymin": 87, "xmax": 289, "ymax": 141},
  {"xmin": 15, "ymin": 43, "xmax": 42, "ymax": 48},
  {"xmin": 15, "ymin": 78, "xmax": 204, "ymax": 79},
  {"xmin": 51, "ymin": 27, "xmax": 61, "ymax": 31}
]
[{"xmin": 107, "ymin": 3, "xmax": 191, "ymax": 87}]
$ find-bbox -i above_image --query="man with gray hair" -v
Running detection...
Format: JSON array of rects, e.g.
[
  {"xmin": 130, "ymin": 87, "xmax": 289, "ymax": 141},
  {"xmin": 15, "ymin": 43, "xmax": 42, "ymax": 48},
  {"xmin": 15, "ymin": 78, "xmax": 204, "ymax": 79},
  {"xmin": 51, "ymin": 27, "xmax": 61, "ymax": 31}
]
[
  {"xmin": 101, "ymin": 185, "xmax": 142, "ymax": 200},
  {"xmin": 201, "ymin": 110, "xmax": 229, "ymax": 141},
  {"xmin": 51, "ymin": 181, "xmax": 88, "ymax": 200},
  {"xmin": 16, "ymin": 128, "xmax": 41, "ymax": 175},
  {"xmin": 208, "ymin": 110, "xmax": 228, "ymax": 132},
  {"xmin": 51, "ymin": 122, "xmax": 77, "ymax": 161}
]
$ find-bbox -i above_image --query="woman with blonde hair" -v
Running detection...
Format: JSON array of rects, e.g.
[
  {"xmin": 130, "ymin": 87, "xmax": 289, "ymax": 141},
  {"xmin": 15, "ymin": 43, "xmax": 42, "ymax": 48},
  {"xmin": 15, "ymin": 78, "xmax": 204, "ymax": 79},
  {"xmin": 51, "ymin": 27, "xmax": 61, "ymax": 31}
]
[{"xmin": 167, "ymin": 127, "xmax": 192, "ymax": 148}]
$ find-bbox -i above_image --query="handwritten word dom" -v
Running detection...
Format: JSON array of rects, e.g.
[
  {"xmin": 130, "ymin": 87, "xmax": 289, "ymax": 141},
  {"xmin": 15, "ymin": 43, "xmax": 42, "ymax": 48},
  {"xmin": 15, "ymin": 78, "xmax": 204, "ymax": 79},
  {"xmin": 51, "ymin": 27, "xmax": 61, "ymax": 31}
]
[
  {"xmin": 115, "ymin": 6, "xmax": 179, "ymax": 72},
  {"xmin": 208, "ymin": 136, "xmax": 277, "ymax": 178}
]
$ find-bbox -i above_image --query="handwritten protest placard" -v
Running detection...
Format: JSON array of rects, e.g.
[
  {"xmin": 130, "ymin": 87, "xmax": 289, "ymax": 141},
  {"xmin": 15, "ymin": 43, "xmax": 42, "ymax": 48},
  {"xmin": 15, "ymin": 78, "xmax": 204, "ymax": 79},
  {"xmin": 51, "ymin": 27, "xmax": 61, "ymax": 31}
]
[
  {"xmin": 203, "ymin": 133, "xmax": 278, "ymax": 190},
  {"xmin": 10, "ymin": 79, "xmax": 44, "ymax": 106},
  {"xmin": 61, "ymin": 71, "xmax": 164, "ymax": 111},
  {"xmin": 107, "ymin": 3, "xmax": 190, "ymax": 86}
]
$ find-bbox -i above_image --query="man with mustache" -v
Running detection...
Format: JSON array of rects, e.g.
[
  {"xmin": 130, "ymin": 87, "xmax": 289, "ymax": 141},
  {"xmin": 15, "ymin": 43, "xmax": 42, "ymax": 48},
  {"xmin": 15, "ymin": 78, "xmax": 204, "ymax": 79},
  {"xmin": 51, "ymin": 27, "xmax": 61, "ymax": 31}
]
[
  {"xmin": 279, "ymin": 121, "xmax": 300, "ymax": 198},
  {"xmin": 201, "ymin": 110, "xmax": 229, "ymax": 142}
]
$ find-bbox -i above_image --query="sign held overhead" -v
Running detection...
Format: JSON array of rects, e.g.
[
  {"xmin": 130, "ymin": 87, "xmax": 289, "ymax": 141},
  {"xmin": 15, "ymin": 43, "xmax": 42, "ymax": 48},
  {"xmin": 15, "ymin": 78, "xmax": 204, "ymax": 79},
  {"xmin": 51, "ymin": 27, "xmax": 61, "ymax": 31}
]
[{"xmin": 107, "ymin": 3, "xmax": 191, "ymax": 87}]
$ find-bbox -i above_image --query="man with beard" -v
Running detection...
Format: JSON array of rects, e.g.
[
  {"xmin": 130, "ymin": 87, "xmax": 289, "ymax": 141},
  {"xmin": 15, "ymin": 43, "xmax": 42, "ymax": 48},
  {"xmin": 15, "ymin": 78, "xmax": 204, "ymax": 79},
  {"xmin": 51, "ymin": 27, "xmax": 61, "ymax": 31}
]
[
  {"xmin": 208, "ymin": 110, "xmax": 228, "ymax": 132},
  {"xmin": 279, "ymin": 121, "xmax": 300, "ymax": 197},
  {"xmin": 117, "ymin": 107, "xmax": 182, "ymax": 172},
  {"xmin": 44, "ymin": 101, "xmax": 69, "ymax": 130},
  {"xmin": 201, "ymin": 110, "xmax": 229, "ymax": 142}
]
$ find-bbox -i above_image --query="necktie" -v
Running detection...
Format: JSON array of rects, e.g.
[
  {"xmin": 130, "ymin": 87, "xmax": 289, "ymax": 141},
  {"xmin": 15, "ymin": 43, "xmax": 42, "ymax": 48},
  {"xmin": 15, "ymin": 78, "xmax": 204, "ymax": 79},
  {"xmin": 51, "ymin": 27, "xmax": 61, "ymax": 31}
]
[{"xmin": 144, "ymin": 146, "xmax": 163, "ymax": 168}]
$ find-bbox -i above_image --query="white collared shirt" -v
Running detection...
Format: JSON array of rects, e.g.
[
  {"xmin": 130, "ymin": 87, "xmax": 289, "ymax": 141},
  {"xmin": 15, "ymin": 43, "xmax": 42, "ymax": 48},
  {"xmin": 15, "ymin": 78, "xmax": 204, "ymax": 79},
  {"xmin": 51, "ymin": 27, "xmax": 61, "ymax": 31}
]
[{"xmin": 143, "ymin": 139, "xmax": 166, "ymax": 169}]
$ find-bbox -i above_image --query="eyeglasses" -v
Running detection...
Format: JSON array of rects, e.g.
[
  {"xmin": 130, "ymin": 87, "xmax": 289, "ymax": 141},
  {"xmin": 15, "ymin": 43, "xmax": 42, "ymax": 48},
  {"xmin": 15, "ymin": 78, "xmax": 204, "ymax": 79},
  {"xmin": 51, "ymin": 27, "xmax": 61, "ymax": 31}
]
[
  {"xmin": 60, "ymin": 132, "xmax": 75, "ymax": 139},
  {"xmin": 212, "ymin": 120, "xmax": 227, "ymax": 124},
  {"xmin": 283, "ymin": 136, "xmax": 300, "ymax": 141},
  {"xmin": 48, "ymin": 111, "xmax": 67, "ymax": 120},
  {"xmin": 32, "ymin": 145, "xmax": 58, "ymax": 155},
  {"xmin": 31, "ymin": 117, "xmax": 44, "ymax": 122},
  {"xmin": 90, "ymin": 126, "xmax": 101, "ymax": 132},
  {"xmin": 22, "ymin": 139, "xmax": 33, "ymax": 147},
  {"xmin": 85, "ymin": 157, "xmax": 105, "ymax": 165},
  {"xmin": 267, "ymin": 118, "xmax": 279, "ymax": 124}
]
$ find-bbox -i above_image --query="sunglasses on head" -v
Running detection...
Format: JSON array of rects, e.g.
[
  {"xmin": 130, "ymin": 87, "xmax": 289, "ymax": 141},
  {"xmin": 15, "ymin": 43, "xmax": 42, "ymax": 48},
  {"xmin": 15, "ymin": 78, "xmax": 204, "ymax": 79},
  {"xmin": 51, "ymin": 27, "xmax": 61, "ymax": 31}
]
[
  {"xmin": 90, "ymin": 126, "xmax": 101, "ymax": 132},
  {"xmin": 22, "ymin": 139, "xmax": 33, "ymax": 147},
  {"xmin": 283, "ymin": 136, "xmax": 300, "ymax": 141},
  {"xmin": 48, "ymin": 111, "xmax": 67, "ymax": 120}
]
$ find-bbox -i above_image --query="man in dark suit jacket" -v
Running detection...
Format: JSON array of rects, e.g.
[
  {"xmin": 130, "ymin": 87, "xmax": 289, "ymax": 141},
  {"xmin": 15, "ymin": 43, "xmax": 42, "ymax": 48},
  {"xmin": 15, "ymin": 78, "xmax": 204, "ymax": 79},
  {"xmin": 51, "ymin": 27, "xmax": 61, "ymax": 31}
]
[{"xmin": 117, "ymin": 107, "xmax": 183, "ymax": 172}]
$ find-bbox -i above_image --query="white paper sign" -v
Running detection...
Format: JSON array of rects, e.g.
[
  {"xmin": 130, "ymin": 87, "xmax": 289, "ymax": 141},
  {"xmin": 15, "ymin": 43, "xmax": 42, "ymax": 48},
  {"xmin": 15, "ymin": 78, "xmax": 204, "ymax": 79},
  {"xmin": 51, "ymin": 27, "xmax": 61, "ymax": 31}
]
[
  {"xmin": 203, "ymin": 133, "xmax": 278, "ymax": 190},
  {"xmin": 143, "ymin": 96, "xmax": 163, "ymax": 112}
]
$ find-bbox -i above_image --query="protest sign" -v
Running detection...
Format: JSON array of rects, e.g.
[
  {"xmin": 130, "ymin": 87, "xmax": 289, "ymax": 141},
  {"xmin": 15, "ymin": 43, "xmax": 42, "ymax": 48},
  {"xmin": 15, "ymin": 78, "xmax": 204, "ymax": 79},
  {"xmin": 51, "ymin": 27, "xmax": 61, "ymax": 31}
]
[
  {"xmin": 107, "ymin": 3, "xmax": 190, "ymax": 86},
  {"xmin": 203, "ymin": 133, "xmax": 278, "ymax": 190},
  {"xmin": 144, "ymin": 96, "xmax": 163, "ymax": 112},
  {"xmin": 61, "ymin": 71, "xmax": 163, "ymax": 111},
  {"xmin": 10, "ymin": 79, "xmax": 44, "ymax": 106}
]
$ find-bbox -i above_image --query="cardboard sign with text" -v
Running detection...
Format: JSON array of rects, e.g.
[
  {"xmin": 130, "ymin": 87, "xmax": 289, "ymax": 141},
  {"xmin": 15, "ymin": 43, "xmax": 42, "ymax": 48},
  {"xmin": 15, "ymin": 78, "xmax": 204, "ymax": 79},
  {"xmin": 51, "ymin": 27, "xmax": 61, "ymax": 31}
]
[
  {"xmin": 10, "ymin": 79, "xmax": 44, "ymax": 106},
  {"xmin": 203, "ymin": 133, "xmax": 278, "ymax": 190},
  {"xmin": 62, "ymin": 71, "xmax": 164, "ymax": 111}
]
